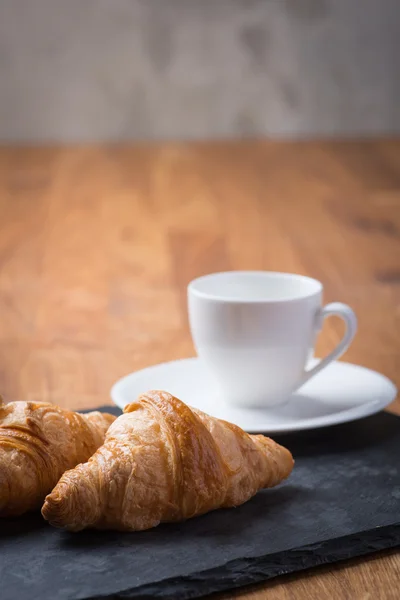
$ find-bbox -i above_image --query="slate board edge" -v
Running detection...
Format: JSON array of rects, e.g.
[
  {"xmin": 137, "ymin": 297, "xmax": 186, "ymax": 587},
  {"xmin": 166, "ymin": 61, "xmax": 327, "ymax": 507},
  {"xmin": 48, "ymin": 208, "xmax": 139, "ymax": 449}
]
[{"xmin": 78, "ymin": 524, "xmax": 400, "ymax": 600}]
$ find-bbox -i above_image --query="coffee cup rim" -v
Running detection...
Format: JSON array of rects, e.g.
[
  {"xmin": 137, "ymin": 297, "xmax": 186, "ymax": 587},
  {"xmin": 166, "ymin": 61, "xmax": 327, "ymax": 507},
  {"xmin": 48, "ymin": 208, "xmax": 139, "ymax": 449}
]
[{"xmin": 188, "ymin": 271, "xmax": 323, "ymax": 303}]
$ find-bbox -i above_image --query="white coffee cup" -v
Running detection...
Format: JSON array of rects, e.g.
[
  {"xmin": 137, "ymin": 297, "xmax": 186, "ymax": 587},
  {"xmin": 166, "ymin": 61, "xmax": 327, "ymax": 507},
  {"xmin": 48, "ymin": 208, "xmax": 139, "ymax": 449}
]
[{"xmin": 188, "ymin": 271, "xmax": 357, "ymax": 408}]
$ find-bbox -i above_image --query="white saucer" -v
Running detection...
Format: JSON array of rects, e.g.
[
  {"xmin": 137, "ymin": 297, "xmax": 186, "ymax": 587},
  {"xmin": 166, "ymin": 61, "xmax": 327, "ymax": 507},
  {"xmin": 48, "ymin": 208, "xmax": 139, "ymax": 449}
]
[{"xmin": 111, "ymin": 358, "xmax": 397, "ymax": 434}]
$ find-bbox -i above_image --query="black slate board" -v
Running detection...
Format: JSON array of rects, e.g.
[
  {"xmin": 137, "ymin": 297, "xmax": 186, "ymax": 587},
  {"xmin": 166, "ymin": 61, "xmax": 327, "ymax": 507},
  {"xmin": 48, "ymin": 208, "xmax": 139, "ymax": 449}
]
[{"xmin": 1, "ymin": 406, "xmax": 400, "ymax": 600}]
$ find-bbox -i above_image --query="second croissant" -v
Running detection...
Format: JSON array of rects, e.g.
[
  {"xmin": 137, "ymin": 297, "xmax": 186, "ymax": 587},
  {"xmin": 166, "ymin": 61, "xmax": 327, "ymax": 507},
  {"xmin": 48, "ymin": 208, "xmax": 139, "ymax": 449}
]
[
  {"xmin": 0, "ymin": 398, "xmax": 115, "ymax": 517},
  {"xmin": 42, "ymin": 391, "xmax": 294, "ymax": 531}
]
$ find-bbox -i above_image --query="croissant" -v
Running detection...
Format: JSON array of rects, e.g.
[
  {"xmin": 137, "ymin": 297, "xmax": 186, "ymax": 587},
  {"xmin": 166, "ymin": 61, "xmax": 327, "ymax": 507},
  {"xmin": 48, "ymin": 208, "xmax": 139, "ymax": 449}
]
[
  {"xmin": 0, "ymin": 397, "xmax": 115, "ymax": 517},
  {"xmin": 42, "ymin": 391, "xmax": 293, "ymax": 531}
]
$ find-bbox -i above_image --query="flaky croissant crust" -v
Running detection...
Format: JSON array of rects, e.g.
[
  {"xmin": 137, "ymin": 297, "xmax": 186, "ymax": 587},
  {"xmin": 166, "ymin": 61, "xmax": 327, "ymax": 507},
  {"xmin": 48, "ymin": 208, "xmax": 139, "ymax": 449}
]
[
  {"xmin": 0, "ymin": 398, "xmax": 115, "ymax": 516},
  {"xmin": 42, "ymin": 391, "xmax": 293, "ymax": 531}
]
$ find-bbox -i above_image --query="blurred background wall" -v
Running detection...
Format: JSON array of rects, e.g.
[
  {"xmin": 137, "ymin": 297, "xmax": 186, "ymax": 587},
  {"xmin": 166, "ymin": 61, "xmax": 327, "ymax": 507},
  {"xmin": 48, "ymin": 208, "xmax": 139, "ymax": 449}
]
[{"xmin": 0, "ymin": 0, "xmax": 399, "ymax": 142}]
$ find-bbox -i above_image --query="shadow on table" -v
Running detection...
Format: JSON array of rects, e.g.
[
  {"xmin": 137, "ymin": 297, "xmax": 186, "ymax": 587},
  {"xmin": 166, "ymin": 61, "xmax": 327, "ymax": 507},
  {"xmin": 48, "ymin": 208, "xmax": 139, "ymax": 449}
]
[
  {"xmin": 272, "ymin": 411, "xmax": 400, "ymax": 457},
  {"xmin": 59, "ymin": 483, "xmax": 307, "ymax": 550},
  {"xmin": 0, "ymin": 512, "xmax": 46, "ymax": 538}
]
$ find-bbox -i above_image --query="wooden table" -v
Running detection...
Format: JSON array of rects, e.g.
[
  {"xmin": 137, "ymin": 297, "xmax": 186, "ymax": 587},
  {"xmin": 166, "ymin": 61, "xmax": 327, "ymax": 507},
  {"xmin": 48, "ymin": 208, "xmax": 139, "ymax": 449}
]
[{"xmin": 0, "ymin": 140, "xmax": 399, "ymax": 599}]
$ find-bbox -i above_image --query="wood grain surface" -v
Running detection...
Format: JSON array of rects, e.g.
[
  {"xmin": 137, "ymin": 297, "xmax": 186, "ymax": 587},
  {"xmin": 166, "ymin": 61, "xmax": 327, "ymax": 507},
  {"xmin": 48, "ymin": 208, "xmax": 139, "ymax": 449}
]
[{"xmin": 0, "ymin": 140, "xmax": 399, "ymax": 599}]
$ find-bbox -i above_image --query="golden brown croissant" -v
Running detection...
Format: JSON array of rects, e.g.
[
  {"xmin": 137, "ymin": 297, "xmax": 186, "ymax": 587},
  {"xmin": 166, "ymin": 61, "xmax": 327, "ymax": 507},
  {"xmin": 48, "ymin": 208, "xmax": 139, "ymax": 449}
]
[
  {"xmin": 42, "ymin": 391, "xmax": 293, "ymax": 531},
  {"xmin": 0, "ymin": 399, "xmax": 115, "ymax": 517}
]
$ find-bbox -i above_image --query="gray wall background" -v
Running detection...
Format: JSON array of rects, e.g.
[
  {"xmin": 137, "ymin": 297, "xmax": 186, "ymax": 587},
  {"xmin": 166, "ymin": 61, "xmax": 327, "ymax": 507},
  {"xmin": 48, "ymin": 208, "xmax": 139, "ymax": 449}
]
[{"xmin": 0, "ymin": 0, "xmax": 399, "ymax": 142}]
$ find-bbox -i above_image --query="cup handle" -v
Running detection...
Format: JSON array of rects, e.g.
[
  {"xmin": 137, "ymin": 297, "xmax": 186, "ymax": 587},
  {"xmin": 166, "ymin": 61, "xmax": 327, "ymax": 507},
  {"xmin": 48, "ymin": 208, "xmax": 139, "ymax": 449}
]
[{"xmin": 299, "ymin": 302, "xmax": 357, "ymax": 387}]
